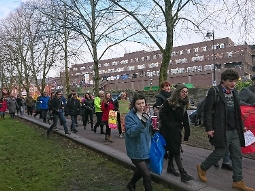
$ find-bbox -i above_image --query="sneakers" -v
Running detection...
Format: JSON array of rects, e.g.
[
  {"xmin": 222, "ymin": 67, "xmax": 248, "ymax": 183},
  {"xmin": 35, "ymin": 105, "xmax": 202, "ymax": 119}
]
[
  {"xmin": 232, "ymin": 180, "xmax": 254, "ymax": 191},
  {"xmin": 53, "ymin": 127, "xmax": 58, "ymax": 131},
  {"xmin": 221, "ymin": 163, "xmax": 233, "ymax": 171},
  {"xmin": 118, "ymin": 133, "xmax": 123, "ymax": 138},
  {"xmin": 197, "ymin": 164, "xmax": 207, "ymax": 182},
  {"xmin": 73, "ymin": 129, "xmax": 78, "ymax": 133},
  {"xmin": 65, "ymin": 132, "xmax": 71, "ymax": 135}
]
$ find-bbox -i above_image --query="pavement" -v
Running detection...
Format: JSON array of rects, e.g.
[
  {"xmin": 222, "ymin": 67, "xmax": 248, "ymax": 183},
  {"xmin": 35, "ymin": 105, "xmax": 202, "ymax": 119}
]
[{"xmin": 18, "ymin": 114, "xmax": 255, "ymax": 191}]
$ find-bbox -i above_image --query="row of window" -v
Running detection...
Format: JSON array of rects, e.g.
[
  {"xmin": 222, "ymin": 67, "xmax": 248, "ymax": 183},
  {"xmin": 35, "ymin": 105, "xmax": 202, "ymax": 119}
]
[{"xmin": 171, "ymin": 43, "xmax": 225, "ymax": 56}]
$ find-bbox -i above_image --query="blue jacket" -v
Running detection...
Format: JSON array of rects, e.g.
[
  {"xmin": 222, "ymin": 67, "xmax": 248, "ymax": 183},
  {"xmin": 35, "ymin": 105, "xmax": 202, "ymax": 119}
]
[
  {"xmin": 40, "ymin": 96, "xmax": 50, "ymax": 110},
  {"xmin": 125, "ymin": 109, "xmax": 151, "ymax": 160}
]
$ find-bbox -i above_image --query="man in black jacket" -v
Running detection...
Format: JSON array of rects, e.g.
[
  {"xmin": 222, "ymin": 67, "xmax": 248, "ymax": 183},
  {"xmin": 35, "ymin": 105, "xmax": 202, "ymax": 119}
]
[
  {"xmin": 65, "ymin": 92, "xmax": 80, "ymax": 133},
  {"xmin": 197, "ymin": 69, "xmax": 254, "ymax": 191},
  {"xmin": 47, "ymin": 91, "xmax": 71, "ymax": 136}
]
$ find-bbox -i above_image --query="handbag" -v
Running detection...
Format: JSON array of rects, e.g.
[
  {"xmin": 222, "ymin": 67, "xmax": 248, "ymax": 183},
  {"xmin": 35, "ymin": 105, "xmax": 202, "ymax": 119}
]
[{"xmin": 149, "ymin": 132, "xmax": 166, "ymax": 175}]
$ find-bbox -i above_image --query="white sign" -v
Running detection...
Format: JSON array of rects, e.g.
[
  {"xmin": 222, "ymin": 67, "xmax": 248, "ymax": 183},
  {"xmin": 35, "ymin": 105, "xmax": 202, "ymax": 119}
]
[{"xmin": 244, "ymin": 130, "xmax": 255, "ymax": 147}]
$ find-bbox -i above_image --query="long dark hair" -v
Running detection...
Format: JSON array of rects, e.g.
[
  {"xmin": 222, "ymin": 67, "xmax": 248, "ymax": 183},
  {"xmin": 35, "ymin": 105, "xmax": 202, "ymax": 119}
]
[
  {"xmin": 168, "ymin": 84, "xmax": 189, "ymax": 109},
  {"xmin": 131, "ymin": 93, "xmax": 146, "ymax": 112}
]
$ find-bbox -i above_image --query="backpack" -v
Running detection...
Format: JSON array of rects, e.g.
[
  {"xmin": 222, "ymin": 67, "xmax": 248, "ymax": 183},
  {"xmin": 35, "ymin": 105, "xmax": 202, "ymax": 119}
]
[{"xmin": 197, "ymin": 86, "xmax": 219, "ymax": 126}]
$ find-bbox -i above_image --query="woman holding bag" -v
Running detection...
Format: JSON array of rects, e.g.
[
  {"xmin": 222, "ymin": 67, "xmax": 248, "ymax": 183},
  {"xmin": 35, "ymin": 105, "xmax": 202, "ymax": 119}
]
[
  {"xmin": 124, "ymin": 93, "xmax": 152, "ymax": 191},
  {"xmin": 101, "ymin": 92, "xmax": 115, "ymax": 142},
  {"xmin": 159, "ymin": 84, "xmax": 193, "ymax": 182}
]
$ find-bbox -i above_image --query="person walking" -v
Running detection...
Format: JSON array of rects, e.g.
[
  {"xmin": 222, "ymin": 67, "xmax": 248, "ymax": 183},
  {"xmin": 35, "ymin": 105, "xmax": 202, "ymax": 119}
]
[
  {"xmin": 34, "ymin": 96, "xmax": 42, "ymax": 119},
  {"xmin": 47, "ymin": 91, "xmax": 71, "ymax": 136},
  {"xmin": 159, "ymin": 84, "xmax": 193, "ymax": 182},
  {"xmin": 101, "ymin": 92, "xmax": 115, "ymax": 142},
  {"xmin": 154, "ymin": 81, "xmax": 172, "ymax": 161},
  {"xmin": 113, "ymin": 91, "xmax": 130, "ymax": 137},
  {"xmin": 7, "ymin": 95, "xmax": 18, "ymax": 119},
  {"xmin": 16, "ymin": 95, "xmax": 22, "ymax": 115},
  {"xmin": 0, "ymin": 98, "xmax": 7, "ymax": 119},
  {"xmin": 93, "ymin": 90, "xmax": 105, "ymax": 134},
  {"xmin": 124, "ymin": 93, "xmax": 153, "ymax": 191},
  {"xmin": 20, "ymin": 97, "xmax": 26, "ymax": 116},
  {"xmin": 239, "ymin": 74, "xmax": 255, "ymax": 106},
  {"xmin": 40, "ymin": 92, "xmax": 50, "ymax": 123},
  {"xmin": 65, "ymin": 92, "xmax": 80, "ymax": 133},
  {"xmin": 81, "ymin": 93, "xmax": 94, "ymax": 131},
  {"xmin": 26, "ymin": 93, "xmax": 35, "ymax": 116},
  {"xmin": 197, "ymin": 69, "xmax": 254, "ymax": 191}
]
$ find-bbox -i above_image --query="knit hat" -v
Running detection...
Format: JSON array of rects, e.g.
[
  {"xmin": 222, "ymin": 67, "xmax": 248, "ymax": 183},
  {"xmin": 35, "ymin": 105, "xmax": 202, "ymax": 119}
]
[{"xmin": 175, "ymin": 84, "xmax": 187, "ymax": 92}]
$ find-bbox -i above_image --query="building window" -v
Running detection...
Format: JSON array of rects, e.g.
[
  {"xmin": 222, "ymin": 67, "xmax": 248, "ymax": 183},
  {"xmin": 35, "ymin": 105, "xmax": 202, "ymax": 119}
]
[
  {"xmin": 130, "ymin": 59, "xmax": 134, "ymax": 63},
  {"xmin": 141, "ymin": 57, "xmax": 145, "ymax": 61},
  {"xmin": 203, "ymin": 46, "xmax": 207, "ymax": 51},
  {"xmin": 171, "ymin": 52, "xmax": 176, "ymax": 56},
  {"xmin": 187, "ymin": 49, "xmax": 191, "ymax": 54},
  {"xmin": 135, "ymin": 58, "xmax": 139, "ymax": 62},
  {"xmin": 153, "ymin": 55, "xmax": 157, "ymax": 59},
  {"xmin": 180, "ymin": 50, "xmax": 183, "ymax": 55},
  {"xmin": 220, "ymin": 43, "xmax": 225, "ymax": 48},
  {"xmin": 194, "ymin": 48, "xmax": 199, "ymax": 52},
  {"xmin": 146, "ymin": 56, "xmax": 151, "ymax": 60},
  {"xmin": 227, "ymin": 52, "xmax": 233, "ymax": 58}
]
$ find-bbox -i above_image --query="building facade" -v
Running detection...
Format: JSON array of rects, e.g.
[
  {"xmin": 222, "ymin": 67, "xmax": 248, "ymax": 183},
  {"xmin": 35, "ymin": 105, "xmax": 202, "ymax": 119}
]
[{"xmin": 62, "ymin": 37, "xmax": 255, "ymax": 91}]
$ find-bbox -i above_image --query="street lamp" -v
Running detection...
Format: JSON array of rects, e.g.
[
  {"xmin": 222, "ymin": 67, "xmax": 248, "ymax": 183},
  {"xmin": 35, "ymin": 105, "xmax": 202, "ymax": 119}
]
[{"xmin": 206, "ymin": 31, "xmax": 216, "ymax": 86}]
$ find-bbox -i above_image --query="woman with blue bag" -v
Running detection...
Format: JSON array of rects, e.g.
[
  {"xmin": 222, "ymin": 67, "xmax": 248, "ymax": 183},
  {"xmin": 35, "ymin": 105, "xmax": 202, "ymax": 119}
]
[
  {"xmin": 159, "ymin": 84, "xmax": 194, "ymax": 182},
  {"xmin": 124, "ymin": 93, "xmax": 153, "ymax": 191}
]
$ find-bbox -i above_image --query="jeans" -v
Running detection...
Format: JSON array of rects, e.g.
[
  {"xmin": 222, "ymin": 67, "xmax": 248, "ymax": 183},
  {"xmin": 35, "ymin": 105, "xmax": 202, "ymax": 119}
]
[
  {"xmin": 201, "ymin": 130, "xmax": 243, "ymax": 182},
  {"xmin": 27, "ymin": 106, "xmax": 33, "ymax": 115},
  {"xmin": 71, "ymin": 115, "xmax": 78, "ymax": 130},
  {"xmin": 48, "ymin": 113, "xmax": 69, "ymax": 134},
  {"xmin": 117, "ymin": 112, "xmax": 122, "ymax": 135},
  {"xmin": 83, "ymin": 109, "xmax": 93, "ymax": 129},
  {"xmin": 103, "ymin": 121, "xmax": 111, "ymax": 136},
  {"xmin": 94, "ymin": 112, "xmax": 103, "ymax": 128},
  {"xmin": 130, "ymin": 159, "xmax": 152, "ymax": 191},
  {"xmin": 41, "ymin": 109, "xmax": 48, "ymax": 122},
  {"xmin": 223, "ymin": 149, "xmax": 231, "ymax": 164}
]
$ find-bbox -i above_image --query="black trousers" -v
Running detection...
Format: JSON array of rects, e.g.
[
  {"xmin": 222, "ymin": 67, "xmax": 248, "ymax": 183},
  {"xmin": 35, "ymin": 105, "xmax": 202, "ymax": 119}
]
[
  {"xmin": 94, "ymin": 112, "xmax": 103, "ymax": 128},
  {"xmin": 27, "ymin": 106, "xmax": 33, "ymax": 115}
]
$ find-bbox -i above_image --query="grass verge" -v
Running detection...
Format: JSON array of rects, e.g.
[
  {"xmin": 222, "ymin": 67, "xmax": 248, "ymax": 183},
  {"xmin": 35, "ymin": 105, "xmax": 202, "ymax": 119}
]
[{"xmin": 0, "ymin": 116, "xmax": 173, "ymax": 191}]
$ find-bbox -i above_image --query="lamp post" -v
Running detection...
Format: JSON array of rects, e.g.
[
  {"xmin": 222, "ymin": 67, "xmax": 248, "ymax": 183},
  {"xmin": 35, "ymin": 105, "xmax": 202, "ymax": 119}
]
[{"xmin": 206, "ymin": 31, "xmax": 216, "ymax": 86}]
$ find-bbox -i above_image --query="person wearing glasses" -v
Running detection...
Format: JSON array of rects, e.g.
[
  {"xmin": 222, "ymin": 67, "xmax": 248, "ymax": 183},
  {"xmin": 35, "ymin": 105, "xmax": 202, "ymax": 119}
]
[
  {"xmin": 47, "ymin": 91, "xmax": 71, "ymax": 137},
  {"xmin": 159, "ymin": 84, "xmax": 193, "ymax": 182}
]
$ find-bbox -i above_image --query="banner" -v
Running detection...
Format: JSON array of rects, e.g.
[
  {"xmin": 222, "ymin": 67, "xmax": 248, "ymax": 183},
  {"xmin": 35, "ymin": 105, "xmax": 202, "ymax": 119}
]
[
  {"xmin": 108, "ymin": 110, "xmax": 117, "ymax": 129},
  {"xmin": 241, "ymin": 106, "xmax": 255, "ymax": 154},
  {"xmin": 118, "ymin": 100, "xmax": 130, "ymax": 133}
]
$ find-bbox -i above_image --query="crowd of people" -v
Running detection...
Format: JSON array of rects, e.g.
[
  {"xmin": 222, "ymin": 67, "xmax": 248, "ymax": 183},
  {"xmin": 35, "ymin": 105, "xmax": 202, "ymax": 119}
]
[{"xmin": 1, "ymin": 68, "xmax": 255, "ymax": 191}]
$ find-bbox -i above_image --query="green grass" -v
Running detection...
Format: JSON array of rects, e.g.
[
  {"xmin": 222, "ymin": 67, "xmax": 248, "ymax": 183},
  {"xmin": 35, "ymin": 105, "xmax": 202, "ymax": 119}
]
[{"xmin": 0, "ymin": 116, "xmax": 174, "ymax": 191}]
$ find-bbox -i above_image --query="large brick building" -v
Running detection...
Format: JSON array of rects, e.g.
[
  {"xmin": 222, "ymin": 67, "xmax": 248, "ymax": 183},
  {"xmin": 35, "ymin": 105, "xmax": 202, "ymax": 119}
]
[{"xmin": 62, "ymin": 37, "xmax": 255, "ymax": 91}]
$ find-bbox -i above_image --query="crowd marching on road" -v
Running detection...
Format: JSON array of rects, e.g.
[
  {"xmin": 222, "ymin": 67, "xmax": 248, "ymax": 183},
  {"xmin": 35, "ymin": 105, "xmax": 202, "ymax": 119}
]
[{"xmin": 1, "ymin": 69, "xmax": 255, "ymax": 191}]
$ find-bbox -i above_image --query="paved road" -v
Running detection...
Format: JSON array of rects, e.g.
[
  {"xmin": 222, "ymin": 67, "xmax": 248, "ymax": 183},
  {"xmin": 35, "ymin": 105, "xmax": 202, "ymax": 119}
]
[{"xmin": 19, "ymin": 114, "xmax": 255, "ymax": 191}]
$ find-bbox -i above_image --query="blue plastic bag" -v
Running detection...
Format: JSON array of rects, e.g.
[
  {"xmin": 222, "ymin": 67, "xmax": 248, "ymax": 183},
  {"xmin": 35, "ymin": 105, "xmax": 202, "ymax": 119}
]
[{"xmin": 149, "ymin": 132, "xmax": 166, "ymax": 175}]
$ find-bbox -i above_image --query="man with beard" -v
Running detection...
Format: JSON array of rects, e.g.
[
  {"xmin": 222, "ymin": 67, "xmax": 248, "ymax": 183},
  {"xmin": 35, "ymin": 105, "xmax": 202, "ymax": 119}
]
[{"xmin": 239, "ymin": 75, "xmax": 255, "ymax": 106}]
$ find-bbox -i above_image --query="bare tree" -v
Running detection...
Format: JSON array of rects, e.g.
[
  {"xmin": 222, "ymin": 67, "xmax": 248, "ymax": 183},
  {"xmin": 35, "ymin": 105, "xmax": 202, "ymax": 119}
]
[{"xmin": 54, "ymin": 0, "xmax": 141, "ymax": 95}]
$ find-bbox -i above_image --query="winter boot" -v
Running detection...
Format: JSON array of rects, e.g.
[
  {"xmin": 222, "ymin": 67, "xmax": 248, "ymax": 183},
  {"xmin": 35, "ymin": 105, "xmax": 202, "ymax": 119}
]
[
  {"xmin": 179, "ymin": 168, "xmax": 194, "ymax": 182},
  {"xmin": 105, "ymin": 135, "xmax": 109, "ymax": 140},
  {"xmin": 108, "ymin": 135, "xmax": 113, "ymax": 142},
  {"xmin": 232, "ymin": 180, "xmax": 254, "ymax": 191},
  {"xmin": 167, "ymin": 163, "xmax": 179, "ymax": 176},
  {"xmin": 126, "ymin": 182, "xmax": 136, "ymax": 191}
]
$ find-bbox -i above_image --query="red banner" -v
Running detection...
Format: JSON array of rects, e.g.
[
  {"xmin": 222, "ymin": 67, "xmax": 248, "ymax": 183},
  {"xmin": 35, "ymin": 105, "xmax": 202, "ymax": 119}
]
[{"xmin": 241, "ymin": 106, "xmax": 255, "ymax": 154}]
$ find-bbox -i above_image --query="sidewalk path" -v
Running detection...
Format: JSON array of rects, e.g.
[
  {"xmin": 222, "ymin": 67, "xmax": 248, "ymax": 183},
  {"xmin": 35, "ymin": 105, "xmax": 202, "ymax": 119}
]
[{"xmin": 19, "ymin": 114, "xmax": 255, "ymax": 191}]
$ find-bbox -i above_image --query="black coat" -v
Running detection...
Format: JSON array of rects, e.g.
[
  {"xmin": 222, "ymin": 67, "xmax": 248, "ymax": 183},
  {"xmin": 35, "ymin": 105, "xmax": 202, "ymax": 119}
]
[
  {"xmin": 50, "ymin": 97, "xmax": 62, "ymax": 115},
  {"xmin": 66, "ymin": 98, "xmax": 80, "ymax": 116},
  {"xmin": 204, "ymin": 84, "xmax": 245, "ymax": 148},
  {"xmin": 159, "ymin": 100, "xmax": 190, "ymax": 155}
]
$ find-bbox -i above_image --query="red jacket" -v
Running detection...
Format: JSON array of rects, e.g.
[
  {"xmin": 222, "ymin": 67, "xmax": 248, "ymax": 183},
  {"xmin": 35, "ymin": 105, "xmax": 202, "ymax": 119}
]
[
  {"xmin": 101, "ymin": 99, "xmax": 115, "ymax": 122},
  {"xmin": 0, "ymin": 100, "xmax": 7, "ymax": 112}
]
